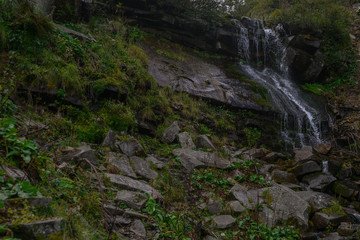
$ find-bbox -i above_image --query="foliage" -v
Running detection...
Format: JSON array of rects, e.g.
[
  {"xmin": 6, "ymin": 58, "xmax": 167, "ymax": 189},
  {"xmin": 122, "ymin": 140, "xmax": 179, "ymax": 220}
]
[
  {"xmin": 234, "ymin": 217, "xmax": 300, "ymax": 240},
  {"xmin": 143, "ymin": 196, "xmax": 192, "ymax": 240},
  {"xmin": 0, "ymin": 118, "xmax": 39, "ymax": 164},
  {"xmin": 192, "ymin": 169, "xmax": 231, "ymax": 190},
  {"xmin": 0, "ymin": 175, "xmax": 41, "ymax": 208},
  {"xmin": 244, "ymin": 127, "xmax": 261, "ymax": 148}
]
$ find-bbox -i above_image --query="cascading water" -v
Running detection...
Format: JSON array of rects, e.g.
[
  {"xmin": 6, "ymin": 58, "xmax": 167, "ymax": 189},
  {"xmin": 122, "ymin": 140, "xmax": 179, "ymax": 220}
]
[{"xmin": 233, "ymin": 18, "xmax": 326, "ymax": 147}]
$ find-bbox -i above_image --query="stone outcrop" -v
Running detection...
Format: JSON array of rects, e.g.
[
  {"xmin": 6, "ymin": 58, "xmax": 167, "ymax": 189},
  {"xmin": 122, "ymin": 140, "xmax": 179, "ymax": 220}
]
[
  {"xmin": 173, "ymin": 149, "xmax": 230, "ymax": 169},
  {"xmin": 11, "ymin": 218, "xmax": 65, "ymax": 240}
]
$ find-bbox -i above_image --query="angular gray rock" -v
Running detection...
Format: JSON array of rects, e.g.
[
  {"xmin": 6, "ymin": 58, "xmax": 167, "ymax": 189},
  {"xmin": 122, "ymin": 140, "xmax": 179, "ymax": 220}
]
[
  {"xmin": 229, "ymin": 184, "xmax": 252, "ymax": 209},
  {"xmin": 61, "ymin": 144, "xmax": 99, "ymax": 166},
  {"xmin": 290, "ymin": 161, "xmax": 321, "ymax": 177},
  {"xmin": 116, "ymin": 137, "xmax": 145, "ymax": 157},
  {"xmin": 333, "ymin": 181, "xmax": 356, "ymax": 198},
  {"xmin": 212, "ymin": 215, "xmax": 236, "ymax": 229},
  {"xmin": 207, "ymin": 200, "xmax": 222, "ymax": 215},
  {"xmin": 312, "ymin": 212, "xmax": 348, "ymax": 230},
  {"xmin": 338, "ymin": 167, "xmax": 354, "ymax": 180},
  {"xmin": 2, "ymin": 167, "xmax": 29, "ymax": 181},
  {"xmin": 263, "ymin": 152, "xmax": 287, "ymax": 163},
  {"xmin": 102, "ymin": 130, "xmax": 118, "ymax": 149},
  {"xmin": 173, "ymin": 149, "xmax": 230, "ymax": 169},
  {"xmin": 195, "ymin": 135, "xmax": 216, "ymax": 150},
  {"xmin": 242, "ymin": 148, "xmax": 270, "ymax": 160},
  {"xmin": 105, "ymin": 173, "xmax": 163, "ymax": 200},
  {"xmin": 11, "ymin": 218, "xmax": 65, "ymax": 240},
  {"xmin": 337, "ymin": 222, "xmax": 357, "ymax": 236},
  {"xmin": 103, "ymin": 204, "xmax": 125, "ymax": 216},
  {"xmin": 114, "ymin": 216, "xmax": 132, "ymax": 225},
  {"xmin": 296, "ymin": 191, "xmax": 335, "ymax": 212},
  {"xmin": 302, "ymin": 173, "xmax": 337, "ymax": 191},
  {"xmin": 124, "ymin": 210, "xmax": 149, "ymax": 219},
  {"xmin": 228, "ymin": 201, "xmax": 245, "ymax": 214},
  {"xmin": 246, "ymin": 184, "xmax": 311, "ymax": 229},
  {"xmin": 294, "ymin": 146, "xmax": 314, "ymax": 162},
  {"xmin": 162, "ymin": 121, "xmax": 180, "ymax": 143},
  {"xmin": 130, "ymin": 156, "xmax": 158, "ymax": 180},
  {"xmin": 177, "ymin": 152, "xmax": 205, "ymax": 173},
  {"xmin": 145, "ymin": 155, "xmax": 165, "ymax": 169},
  {"xmin": 115, "ymin": 190, "xmax": 148, "ymax": 211},
  {"xmin": 107, "ymin": 152, "xmax": 136, "ymax": 178},
  {"xmin": 271, "ymin": 169, "xmax": 298, "ymax": 184},
  {"xmin": 130, "ymin": 219, "xmax": 146, "ymax": 238},
  {"xmin": 5, "ymin": 197, "xmax": 51, "ymax": 208},
  {"xmin": 177, "ymin": 132, "xmax": 196, "ymax": 149}
]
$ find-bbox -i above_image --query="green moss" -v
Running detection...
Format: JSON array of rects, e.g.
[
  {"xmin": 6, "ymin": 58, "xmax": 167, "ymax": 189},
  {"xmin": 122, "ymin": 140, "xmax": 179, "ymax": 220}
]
[{"xmin": 321, "ymin": 204, "xmax": 346, "ymax": 216}]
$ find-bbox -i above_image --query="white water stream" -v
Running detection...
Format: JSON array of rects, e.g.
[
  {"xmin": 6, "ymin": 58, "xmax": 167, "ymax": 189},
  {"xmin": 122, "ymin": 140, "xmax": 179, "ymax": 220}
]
[{"xmin": 234, "ymin": 18, "xmax": 325, "ymax": 147}]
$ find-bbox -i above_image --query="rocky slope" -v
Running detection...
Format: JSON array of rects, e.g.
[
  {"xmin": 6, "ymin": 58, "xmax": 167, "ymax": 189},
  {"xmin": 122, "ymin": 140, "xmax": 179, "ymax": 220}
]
[{"xmin": 1, "ymin": 1, "xmax": 360, "ymax": 240}]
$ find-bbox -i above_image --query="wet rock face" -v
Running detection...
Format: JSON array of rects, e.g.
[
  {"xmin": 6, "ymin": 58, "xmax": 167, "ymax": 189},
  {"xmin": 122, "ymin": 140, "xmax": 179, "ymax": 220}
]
[{"xmin": 146, "ymin": 46, "xmax": 266, "ymax": 110}]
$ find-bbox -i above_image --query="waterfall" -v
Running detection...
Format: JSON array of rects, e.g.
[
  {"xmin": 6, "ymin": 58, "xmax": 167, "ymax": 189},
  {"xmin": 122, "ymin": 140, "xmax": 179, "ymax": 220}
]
[
  {"xmin": 233, "ymin": 18, "xmax": 325, "ymax": 147},
  {"xmin": 322, "ymin": 161, "xmax": 329, "ymax": 173}
]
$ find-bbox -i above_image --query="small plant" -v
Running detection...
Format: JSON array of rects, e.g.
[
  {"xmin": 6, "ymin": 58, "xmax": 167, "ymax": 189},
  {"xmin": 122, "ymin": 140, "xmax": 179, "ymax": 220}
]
[
  {"xmin": 0, "ymin": 118, "xmax": 39, "ymax": 164},
  {"xmin": 244, "ymin": 127, "xmax": 261, "ymax": 148},
  {"xmin": 143, "ymin": 196, "xmax": 192, "ymax": 239},
  {"xmin": 236, "ymin": 217, "xmax": 300, "ymax": 240},
  {"xmin": 191, "ymin": 169, "xmax": 231, "ymax": 189},
  {"xmin": 0, "ymin": 175, "xmax": 42, "ymax": 208}
]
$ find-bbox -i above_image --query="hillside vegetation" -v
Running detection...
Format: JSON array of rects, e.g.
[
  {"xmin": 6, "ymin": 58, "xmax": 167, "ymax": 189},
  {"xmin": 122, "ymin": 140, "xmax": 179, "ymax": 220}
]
[{"xmin": 1, "ymin": 0, "xmax": 360, "ymax": 240}]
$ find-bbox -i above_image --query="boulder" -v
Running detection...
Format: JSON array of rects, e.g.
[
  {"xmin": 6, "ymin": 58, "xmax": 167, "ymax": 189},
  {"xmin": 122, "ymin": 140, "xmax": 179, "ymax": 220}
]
[
  {"xmin": 290, "ymin": 161, "xmax": 321, "ymax": 178},
  {"xmin": 124, "ymin": 210, "xmax": 149, "ymax": 219},
  {"xmin": 271, "ymin": 169, "xmax": 298, "ymax": 184},
  {"xmin": 107, "ymin": 152, "xmax": 136, "ymax": 178},
  {"xmin": 312, "ymin": 212, "xmax": 348, "ymax": 230},
  {"xmin": 247, "ymin": 184, "xmax": 311, "ymax": 229},
  {"xmin": 177, "ymin": 132, "xmax": 196, "ymax": 149},
  {"xmin": 116, "ymin": 137, "xmax": 145, "ymax": 157},
  {"xmin": 5, "ymin": 197, "xmax": 51, "ymax": 208},
  {"xmin": 162, "ymin": 121, "xmax": 180, "ymax": 143},
  {"xmin": 105, "ymin": 173, "xmax": 163, "ymax": 200},
  {"xmin": 103, "ymin": 204, "xmax": 125, "ymax": 216},
  {"xmin": 102, "ymin": 130, "xmax": 118, "ymax": 149},
  {"xmin": 263, "ymin": 152, "xmax": 287, "ymax": 163},
  {"xmin": 337, "ymin": 222, "xmax": 357, "ymax": 236},
  {"xmin": 207, "ymin": 200, "xmax": 222, "ymax": 215},
  {"xmin": 229, "ymin": 184, "xmax": 253, "ymax": 209},
  {"xmin": 302, "ymin": 173, "xmax": 337, "ymax": 192},
  {"xmin": 293, "ymin": 146, "xmax": 314, "ymax": 162},
  {"xmin": 228, "ymin": 201, "xmax": 245, "ymax": 215},
  {"xmin": 145, "ymin": 155, "xmax": 165, "ymax": 169},
  {"xmin": 321, "ymin": 232, "xmax": 342, "ymax": 240},
  {"xmin": 314, "ymin": 143, "xmax": 332, "ymax": 155},
  {"xmin": 177, "ymin": 152, "xmax": 205, "ymax": 173},
  {"xmin": 130, "ymin": 156, "xmax": 158, "ymax": 180},
  {"xmin": 3, "ymin": 167, "xmax": 29, "ymax": 181},
  {"xmin": 333, "ymin": 181, "xmax": 357, "ymax": 199},
  {"xmin": 211, "ymin": 215, "xmax": 236, "ymax": 229},
  {"xmin": 195, "ymin": 135, "xmax": 216, "ymax": 150},
  {"xmin": 296, "ymin": 191, "xmax": 335, "ymax": 212},
  {"xmin": 130, "ymin": 219, "xmax": 146, "ymax": 238},
  {"xmin": 173, "ymin": 149, "xmax": 230, "ymax": 169},
  {"xmin": 60, "ymin": 144, "xmax": 99, "ymax": 166},
  {"xmin": 11, "ymin": 218, "xmax": 65, "ymax": 240},
  {"xmin": 338, "ymin": 167, "xmax": 354, "ymax": 180},
  {"xmin": 242, "ymin": 148, "xmax": 270, "ymax": 160},
  {"xmin": 115, "ymin": 190, "xmax": 147, "ymax": 211},
  {"xmin": 114, "ymin": 216, "xmax": 132, "ymax": 225}
]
